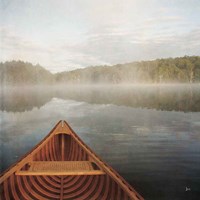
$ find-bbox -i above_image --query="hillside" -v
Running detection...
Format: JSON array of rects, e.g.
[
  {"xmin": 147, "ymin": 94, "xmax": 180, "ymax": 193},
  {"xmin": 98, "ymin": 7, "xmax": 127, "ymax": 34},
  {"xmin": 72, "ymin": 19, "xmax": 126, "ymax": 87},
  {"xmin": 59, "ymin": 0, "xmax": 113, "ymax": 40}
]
[
  {"xmin": 0, "ymin": 61, "xmax": 54, "ymax": 85},
  {"xmin": 1, "ymin": 56, "xmax": 200, "ymax": 85},
  {"xmin": 55, "ymin": 56, "xmax": 200, "ymax": 84}
]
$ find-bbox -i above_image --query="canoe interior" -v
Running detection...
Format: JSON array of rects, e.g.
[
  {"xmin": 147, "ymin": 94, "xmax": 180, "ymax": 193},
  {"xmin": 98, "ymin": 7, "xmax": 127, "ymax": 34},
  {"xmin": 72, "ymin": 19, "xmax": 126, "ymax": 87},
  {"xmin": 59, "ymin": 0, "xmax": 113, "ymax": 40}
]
[{"xmin": 0, "ymin": 121, "xmax": 144, "ymax": 200}]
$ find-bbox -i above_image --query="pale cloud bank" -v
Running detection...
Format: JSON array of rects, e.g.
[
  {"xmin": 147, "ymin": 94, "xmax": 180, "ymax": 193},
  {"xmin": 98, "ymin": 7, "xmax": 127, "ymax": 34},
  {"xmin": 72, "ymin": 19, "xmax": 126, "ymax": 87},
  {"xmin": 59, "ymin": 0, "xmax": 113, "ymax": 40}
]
[{"xmin": 0, "ymin": 0, "xmax": 200, "ymax": 72}]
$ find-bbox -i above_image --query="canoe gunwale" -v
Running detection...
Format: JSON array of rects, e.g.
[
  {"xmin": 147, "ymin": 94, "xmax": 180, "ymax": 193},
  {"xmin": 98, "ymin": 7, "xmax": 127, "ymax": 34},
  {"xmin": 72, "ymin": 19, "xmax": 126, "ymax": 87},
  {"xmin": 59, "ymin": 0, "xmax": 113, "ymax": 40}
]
[{"xmin": 0, "ymin": 120, "xmax": 144, "ymax": 200}]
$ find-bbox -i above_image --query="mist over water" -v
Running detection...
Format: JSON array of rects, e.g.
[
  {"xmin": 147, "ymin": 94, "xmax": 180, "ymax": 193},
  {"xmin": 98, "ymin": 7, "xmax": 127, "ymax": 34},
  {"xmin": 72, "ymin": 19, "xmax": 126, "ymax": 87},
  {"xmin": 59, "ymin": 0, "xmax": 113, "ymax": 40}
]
[
  {"xmin": 1, "ymin": 84, "xmax": 200, "ymax": 112},
  {"xmin": 0, "ymin": 84, "xmax": 200, "ymax": 200}
]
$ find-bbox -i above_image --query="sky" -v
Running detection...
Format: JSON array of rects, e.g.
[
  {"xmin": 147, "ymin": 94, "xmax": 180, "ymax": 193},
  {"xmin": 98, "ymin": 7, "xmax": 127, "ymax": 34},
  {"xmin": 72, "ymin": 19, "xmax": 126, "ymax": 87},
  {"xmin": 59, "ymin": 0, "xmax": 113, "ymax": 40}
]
[{"xmin": 0, "ymin": 0, "xmax": 200, "ymax": 73}]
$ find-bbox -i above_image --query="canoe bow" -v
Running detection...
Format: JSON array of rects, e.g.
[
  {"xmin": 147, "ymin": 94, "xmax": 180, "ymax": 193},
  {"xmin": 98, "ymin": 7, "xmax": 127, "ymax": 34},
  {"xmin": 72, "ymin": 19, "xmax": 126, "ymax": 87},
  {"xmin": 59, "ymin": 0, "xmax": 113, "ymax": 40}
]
[{"xmin": 0, "ymin": 120, "xmax": 144, "ymax": 200}]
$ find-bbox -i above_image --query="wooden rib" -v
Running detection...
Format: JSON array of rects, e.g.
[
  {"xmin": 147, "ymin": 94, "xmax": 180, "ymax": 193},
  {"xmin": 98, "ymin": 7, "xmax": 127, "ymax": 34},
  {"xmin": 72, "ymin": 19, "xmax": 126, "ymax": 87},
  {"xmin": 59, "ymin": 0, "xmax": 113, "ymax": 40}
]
[
  {"xmin": 60, "ymin": 176, "xmax": 64, "ymax": 200},
  {"xmin": 46, "ymin": 143, "xmax": 51, "ymax": 161},
  {"xmin": 22, "ymin": 176, "xmax": 48, "ymax": 200},
  {"xmin": 75, "ymin": 143, "xmax": 80, "ymax": 160},
  {"xmin": 63, "ymin": 175, "xmax": 77, "ymax": 184},
  {"xmin": 101, "ymin": 175, "xmax": 110, "ymax": 200},
  {"xmin": 38, "ymin": 149, "xmax": 42, "ymax": 161},
  {"xmin": 51, "ymin": 136, "xmax": 57, "ymax": 160},
  {"xmin": 65, "ymin": 136, "xmax": 70, "ymax": 160},
  {"xmin": 75, "ymin": 175, "xmax": 99, "ymax": 200},
  {"xmin": 67, "ymin": 137, "xmax": 73, "ymax": 160},
  {"xmin": 35, "ymin": 176, "xmax": 60, "ymax": 193},
  {"xmin": 10, "ymin": 175, "xmax": 20, "ymax": 200},
  {"xmin": 61, "ymin": 134, "xmax": 64, "ymax": 161},
  {"xmin": 74, "ymin": 142, "xmax": 80, "ymax": 161},
  {"xmin": 63, "ymin": 176, "xmax": 94, "ymax": 199},
  {"xmin": 89, "ymin": 175, "xmax": 105, "ymax": 200},
  {"xmin": 49, "ymin": 175, "xmax": 61, "ymax": 184},
  {"xmin": 116, "ymin": 184, "xmax": 122, "ymax": 200},
  {"xmin": 121, "ymin": 189, "xmax": 129, "ymax": 200},
  {"xmin": 46, "ymin": 142, "xmax": 51, "ymax": 161},
  {"xmin": 29, "ymin": 176, "xmax": 60, "ymax": 199},
  {"xmin": 49, "ymin": 138, "xmax": 55, "ymax": 161},
  {"xmin": 52, "ymin": 136, "xmax": 58, "ymax": 160},
  {"xmin": 71, "ymin": 139, "xmax": 76, "ymax": 161},
  {"xmin": 16, "ymin": 175, "xmax": 34, "ymax": 200},
  {"xmin": 42, "ymin": 176, "xmax": 61, "ymax": 188},
  {"xmin": 63, "ymin": 176, "xmax": 87, "ymax": 193},
  {"xmin": 44, "ymin": 144, "xmax": 48, "ymax": 161},
  {"xmin": 67, "ymin": 137, "xmax": 72, "ymax": 160},
  {"xmin": 64, "ymin": 176, "xmax": 83, "ymax": 192},
  {"xmin": 3, "ymin": 179, "xmax": 10, "ymax": 200},
  {"xmin": 110, "ymin": 180, "xmax": 117, "ymax": 200},
  {"xmin": 41, "ymin": 144, "xmax": 46, "ymax": 161}
]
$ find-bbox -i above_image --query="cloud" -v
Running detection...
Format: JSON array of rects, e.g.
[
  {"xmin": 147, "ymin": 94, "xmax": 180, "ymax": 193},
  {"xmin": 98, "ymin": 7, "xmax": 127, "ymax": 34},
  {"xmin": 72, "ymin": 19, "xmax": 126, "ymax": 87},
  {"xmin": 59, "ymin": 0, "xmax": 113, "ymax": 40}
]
[
  {"xmin": 143, "ymin": 16, "xmax": 184, "ymax": 25},
  {"xmin": 0, "ymin": 27, "xmax": 49, "ymax": 53},
  {"xmin": 68, "ymin": 25, "xmax": 200, "ymax": 65},
  {"xmin": 1, "ymin": 24, "xmax": 200, "ymax": 73},
  {"xmin": 1, "ymin": 0, "xmax": 200, "ymax": 72}
]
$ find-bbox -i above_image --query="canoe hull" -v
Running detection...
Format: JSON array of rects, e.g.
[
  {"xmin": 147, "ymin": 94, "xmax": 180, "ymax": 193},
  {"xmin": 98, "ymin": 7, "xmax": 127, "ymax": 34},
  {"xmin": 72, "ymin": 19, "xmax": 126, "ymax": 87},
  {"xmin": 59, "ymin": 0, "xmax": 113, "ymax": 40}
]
[{"xmin": 0, "ymin": 121, "xmax": 144, "ymax": 200}]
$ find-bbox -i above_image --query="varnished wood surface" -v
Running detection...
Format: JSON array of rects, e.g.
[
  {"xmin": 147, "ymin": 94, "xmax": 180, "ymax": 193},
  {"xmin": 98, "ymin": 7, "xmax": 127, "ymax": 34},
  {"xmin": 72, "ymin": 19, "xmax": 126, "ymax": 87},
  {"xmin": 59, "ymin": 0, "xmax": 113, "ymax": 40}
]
[
  {"xmin": 16, "ymin": 161, "xmax": 105, "ymax": 176},
  {"xmin": 0, "ymin": 120, "xmax": 144, "ymax": 200}
]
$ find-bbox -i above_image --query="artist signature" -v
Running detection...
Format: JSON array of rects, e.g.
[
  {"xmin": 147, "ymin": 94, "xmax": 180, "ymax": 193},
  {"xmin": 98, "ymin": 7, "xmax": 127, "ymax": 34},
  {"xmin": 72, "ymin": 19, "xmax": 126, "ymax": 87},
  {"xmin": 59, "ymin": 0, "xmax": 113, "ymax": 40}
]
[{"xmin": 185, "ymin": 187, "xmax": 191, "ymax": 192}]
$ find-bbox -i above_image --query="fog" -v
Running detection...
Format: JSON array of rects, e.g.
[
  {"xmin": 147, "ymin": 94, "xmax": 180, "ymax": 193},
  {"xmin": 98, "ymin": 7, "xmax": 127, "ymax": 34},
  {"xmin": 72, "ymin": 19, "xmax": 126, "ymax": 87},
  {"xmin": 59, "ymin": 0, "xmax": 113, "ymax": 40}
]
[{"xmin": 1, "ymin": 84, "xmax": 200, "ymax": 112}]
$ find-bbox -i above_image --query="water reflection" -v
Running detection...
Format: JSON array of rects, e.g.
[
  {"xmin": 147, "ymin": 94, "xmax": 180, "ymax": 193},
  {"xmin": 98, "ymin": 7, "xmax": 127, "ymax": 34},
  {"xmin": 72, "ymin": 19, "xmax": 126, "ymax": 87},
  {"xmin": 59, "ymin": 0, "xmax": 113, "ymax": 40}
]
[
  {"xmin": 0, "ymin": 85, "xmax": 200, "ymax": 199},
  {"xmin": 1, "ymin": 84, "xmax": 200, "ymax": 112}
]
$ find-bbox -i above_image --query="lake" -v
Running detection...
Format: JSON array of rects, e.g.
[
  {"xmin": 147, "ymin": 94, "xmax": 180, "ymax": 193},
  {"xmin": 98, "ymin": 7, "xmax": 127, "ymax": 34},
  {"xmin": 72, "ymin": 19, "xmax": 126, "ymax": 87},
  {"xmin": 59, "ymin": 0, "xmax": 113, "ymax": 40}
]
[{"xmin": 0, "ymin": 84, "xmax": 200, "ymax": 200}]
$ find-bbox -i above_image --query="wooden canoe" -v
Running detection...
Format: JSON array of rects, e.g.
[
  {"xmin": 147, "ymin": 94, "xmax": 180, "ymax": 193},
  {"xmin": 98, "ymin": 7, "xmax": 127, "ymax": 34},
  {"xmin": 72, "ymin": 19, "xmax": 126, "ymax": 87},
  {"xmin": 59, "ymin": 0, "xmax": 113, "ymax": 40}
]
[{"xmin": 0, "ymin": 120, "xmax": 144, "ymax": 200}]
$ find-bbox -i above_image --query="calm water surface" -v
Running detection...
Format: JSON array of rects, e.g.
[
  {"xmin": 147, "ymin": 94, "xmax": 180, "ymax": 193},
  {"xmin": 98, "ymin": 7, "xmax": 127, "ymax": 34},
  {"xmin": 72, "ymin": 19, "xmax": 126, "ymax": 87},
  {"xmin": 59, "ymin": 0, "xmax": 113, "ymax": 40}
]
[{"xmin": 0, "ymin": 84, "xmax": 200, "ymax": 200}]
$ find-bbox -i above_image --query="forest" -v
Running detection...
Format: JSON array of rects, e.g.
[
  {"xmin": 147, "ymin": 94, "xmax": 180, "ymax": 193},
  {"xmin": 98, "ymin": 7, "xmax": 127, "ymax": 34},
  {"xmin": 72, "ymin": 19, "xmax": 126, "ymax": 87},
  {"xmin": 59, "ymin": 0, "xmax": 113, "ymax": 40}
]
[{"xmin": 1, "ymin": 56, "xmax": 200, "ymax": 85}]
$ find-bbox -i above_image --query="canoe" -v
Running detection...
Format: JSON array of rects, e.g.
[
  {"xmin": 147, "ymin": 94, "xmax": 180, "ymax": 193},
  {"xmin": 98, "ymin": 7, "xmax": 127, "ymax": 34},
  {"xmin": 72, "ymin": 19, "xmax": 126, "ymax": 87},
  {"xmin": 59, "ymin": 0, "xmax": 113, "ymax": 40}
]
[{"xmin": 0, "ymin": 120, "xmax": 144, "ymax": 200}]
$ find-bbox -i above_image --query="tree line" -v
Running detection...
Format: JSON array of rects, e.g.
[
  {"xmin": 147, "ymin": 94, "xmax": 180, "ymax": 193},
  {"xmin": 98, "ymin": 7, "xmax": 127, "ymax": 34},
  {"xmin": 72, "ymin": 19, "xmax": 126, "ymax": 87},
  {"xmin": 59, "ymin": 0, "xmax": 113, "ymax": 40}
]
[
  {"xmin": 55, "ymin": 56, "xmax": 200, "ymax": 84},
  {"xmin": 1, "ymin": 56, "xmax": 200, "ymax": 85}
]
